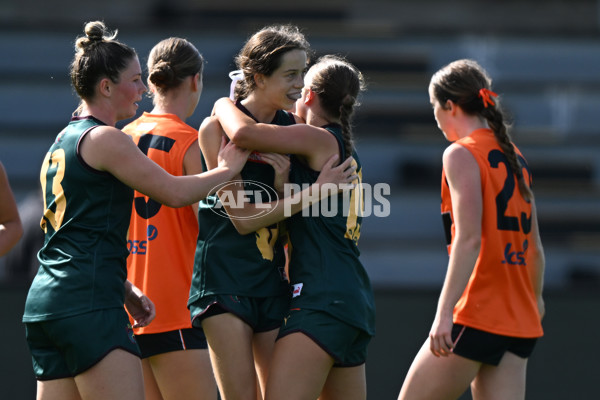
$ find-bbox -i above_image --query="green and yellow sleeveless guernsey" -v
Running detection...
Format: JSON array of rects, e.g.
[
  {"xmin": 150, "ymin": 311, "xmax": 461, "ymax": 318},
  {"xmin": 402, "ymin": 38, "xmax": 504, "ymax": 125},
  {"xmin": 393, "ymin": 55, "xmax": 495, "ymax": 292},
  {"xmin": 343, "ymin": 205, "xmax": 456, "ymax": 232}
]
[
  {"xmin": 188, "ymin": 103, "xmax": 293, "ymax": 305},
  {"xmin": 287, "ymin": 124, "xmax": 375, "ymax": 335},
  {"xmin": 23, "ymin": 116, "xmax": 133, "ymax": 322}
]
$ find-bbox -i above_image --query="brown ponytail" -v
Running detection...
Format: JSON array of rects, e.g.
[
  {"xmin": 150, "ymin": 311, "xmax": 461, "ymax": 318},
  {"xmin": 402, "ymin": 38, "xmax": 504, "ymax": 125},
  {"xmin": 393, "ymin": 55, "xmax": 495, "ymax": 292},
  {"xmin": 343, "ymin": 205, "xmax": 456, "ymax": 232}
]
[
  {"xmin": 430, "ymin": 59, "xmax": 533, "ymax": 202},
  {"xmin": 70, "ymin": 21, "xmax": 137, "ymax": 102},
  {"xmin": 147, "ymin": 37, "xmax": 204, "ymax": 97},
  {"xmin": 308, "ymin": 55, "xmax": 365, "ymax": 159}
]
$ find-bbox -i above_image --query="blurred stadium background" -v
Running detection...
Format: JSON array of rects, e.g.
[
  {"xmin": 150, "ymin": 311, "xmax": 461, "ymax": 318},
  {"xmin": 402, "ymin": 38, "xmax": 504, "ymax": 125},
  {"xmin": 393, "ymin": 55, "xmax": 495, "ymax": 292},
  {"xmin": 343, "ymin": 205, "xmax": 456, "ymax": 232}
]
[{"xmin": 1, "ymin": 0, "xmax": 599, "ymax": 398}]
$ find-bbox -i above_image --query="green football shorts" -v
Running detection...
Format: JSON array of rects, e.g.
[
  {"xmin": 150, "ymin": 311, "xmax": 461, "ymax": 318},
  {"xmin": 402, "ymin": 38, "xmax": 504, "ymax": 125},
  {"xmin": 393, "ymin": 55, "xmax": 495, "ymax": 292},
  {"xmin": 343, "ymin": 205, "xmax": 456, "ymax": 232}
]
[
  {"xmin": 278, "ymin": 307, "xmax": 372, "ymax": 367},
  {"xmin": 190, "ymin": 293, "xmax": 289, "ymax": 332},
  {"xmin": 25, "ymin": 307, "xmax": 141, "ymax": 380}
]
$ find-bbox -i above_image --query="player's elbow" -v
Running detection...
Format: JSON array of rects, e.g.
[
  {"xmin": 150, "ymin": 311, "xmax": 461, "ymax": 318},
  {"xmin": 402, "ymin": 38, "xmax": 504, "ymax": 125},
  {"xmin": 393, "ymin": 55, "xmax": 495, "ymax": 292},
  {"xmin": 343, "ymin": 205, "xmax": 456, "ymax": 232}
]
[
  {"xmin": 455, "ymin": 232, "xmax": 481, "ymax": 254},
  {"xmin": 228, "ymin": 126, "xmax": 254, "ymax": 149},
  {"xmin": 159, "ymin": 190, "xmax": 190, "ymax": 209}
]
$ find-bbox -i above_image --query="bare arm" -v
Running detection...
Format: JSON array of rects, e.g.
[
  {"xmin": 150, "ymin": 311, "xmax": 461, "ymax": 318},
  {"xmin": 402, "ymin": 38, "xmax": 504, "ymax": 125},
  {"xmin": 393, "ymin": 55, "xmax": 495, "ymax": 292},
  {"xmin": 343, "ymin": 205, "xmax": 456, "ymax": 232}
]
[
  {"xmin": 79, "ymin": 126, "xmax": 249, "ymax": 208},
  {"xmin": 529, "ymin": 198, "xmax": 545, "ymax": 319},
  {"xmin": 0, "ymin": 162, "xmax": 23, "ymax": 256},
  {"xmin": 199, "ymin": 110, "xmax": 357, "ymax": 233},
  {"xmin": 124, "ymin": 280, "xmax": 155, "ymax": 328},
  {"xmin": 198, "ymin": 116, "xmax": 223, "ymax": 171},
  {"xmin": 182, "ymin": 139, "xmax": 204, "ymax": 219},
  {"xmin": 199, "ymin": 113, "xmax": 301, "ymax": 233},
  {"xmin": 224, "ymin": 155, "xmax": 357, "ymax": 235},
  {"xmin": 258, "ymin": 153, "xmax": 290, "ymax": 196},
  {"xmin": 213, "ymin": 97, "xmax": 339, "ymax": 170},
  {"xmin": 430, "ymin": 144, "xmax": 482, "ymax": 357}
]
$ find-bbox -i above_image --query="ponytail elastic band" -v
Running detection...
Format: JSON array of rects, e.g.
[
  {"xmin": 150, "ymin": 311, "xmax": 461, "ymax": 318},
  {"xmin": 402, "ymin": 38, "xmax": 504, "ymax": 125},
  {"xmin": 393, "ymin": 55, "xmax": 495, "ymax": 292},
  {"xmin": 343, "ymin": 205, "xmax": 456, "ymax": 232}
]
[
  {"xmin": 478, "ymin": 88, "xmax": 498, "ymax": 108},
  {"xmin": 229, "ymin": 70, "xmax": 244, "ymax": 100}
]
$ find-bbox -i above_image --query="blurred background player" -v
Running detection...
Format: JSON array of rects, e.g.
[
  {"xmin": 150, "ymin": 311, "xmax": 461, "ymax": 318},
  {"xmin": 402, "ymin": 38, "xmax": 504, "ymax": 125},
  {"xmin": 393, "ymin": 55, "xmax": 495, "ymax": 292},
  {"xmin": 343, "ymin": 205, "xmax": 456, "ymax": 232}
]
[{"xmin": 0, "ymin": 161, "xmax": 23, "ymax": 257}]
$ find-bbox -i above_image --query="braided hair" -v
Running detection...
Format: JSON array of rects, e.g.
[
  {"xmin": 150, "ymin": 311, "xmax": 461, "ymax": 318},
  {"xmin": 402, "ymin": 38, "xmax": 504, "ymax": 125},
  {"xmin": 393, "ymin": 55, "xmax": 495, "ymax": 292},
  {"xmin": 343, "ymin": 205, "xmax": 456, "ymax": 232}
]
[
  {"xmin": 307, "ymin": 55, "xmax": 366, "ymax": 158},
  {"xmin": 429, "ymin": 59, "xmax": 532, "ymax": 202}
]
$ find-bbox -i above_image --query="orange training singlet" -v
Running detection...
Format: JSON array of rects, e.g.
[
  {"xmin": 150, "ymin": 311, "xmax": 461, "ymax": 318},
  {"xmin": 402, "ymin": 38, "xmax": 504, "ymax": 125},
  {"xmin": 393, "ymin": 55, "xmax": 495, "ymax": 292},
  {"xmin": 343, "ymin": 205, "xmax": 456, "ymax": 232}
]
[
  {"xmin": 441, "ymin": 128, "xmax": 543, "ymax": 338},
  {"xmin": 123, "ymin": 112, "xmax": 199, "ymax": 334}
]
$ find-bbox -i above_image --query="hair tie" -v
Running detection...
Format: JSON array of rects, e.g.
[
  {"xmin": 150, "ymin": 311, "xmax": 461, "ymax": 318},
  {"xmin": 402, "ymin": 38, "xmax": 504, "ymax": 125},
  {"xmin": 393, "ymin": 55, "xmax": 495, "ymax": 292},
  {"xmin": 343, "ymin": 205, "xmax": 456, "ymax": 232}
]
[
  {"xmin": 478, "ymin": 88, "xmax": 498, "ymax": 108},
  {"xmin": 228, "ymin": 70, "xmax": 244, "ymax": 100}
]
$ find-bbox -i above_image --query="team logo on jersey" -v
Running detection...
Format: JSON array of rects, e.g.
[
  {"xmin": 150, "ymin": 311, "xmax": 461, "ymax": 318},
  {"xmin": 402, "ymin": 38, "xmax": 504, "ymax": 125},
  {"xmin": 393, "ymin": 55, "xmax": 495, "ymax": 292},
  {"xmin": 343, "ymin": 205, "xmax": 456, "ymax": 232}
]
[
  {"xmin": 147, "ymin": 225, "xmax": 158, "ymax": 241},
  {"xmin": 502, "ymin": 239, "xmax": 528, "ymax": 266},
  {"xmin": 206, "ymin": 179, "xmax": 279, "ymax": 220},
  {"xmin": 292, "ymin": 283, "xmax": 303, "ymax": 298},
  {"xmin": 248, "ymin": 151, "xmax": 269, "ymax": 164}
]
